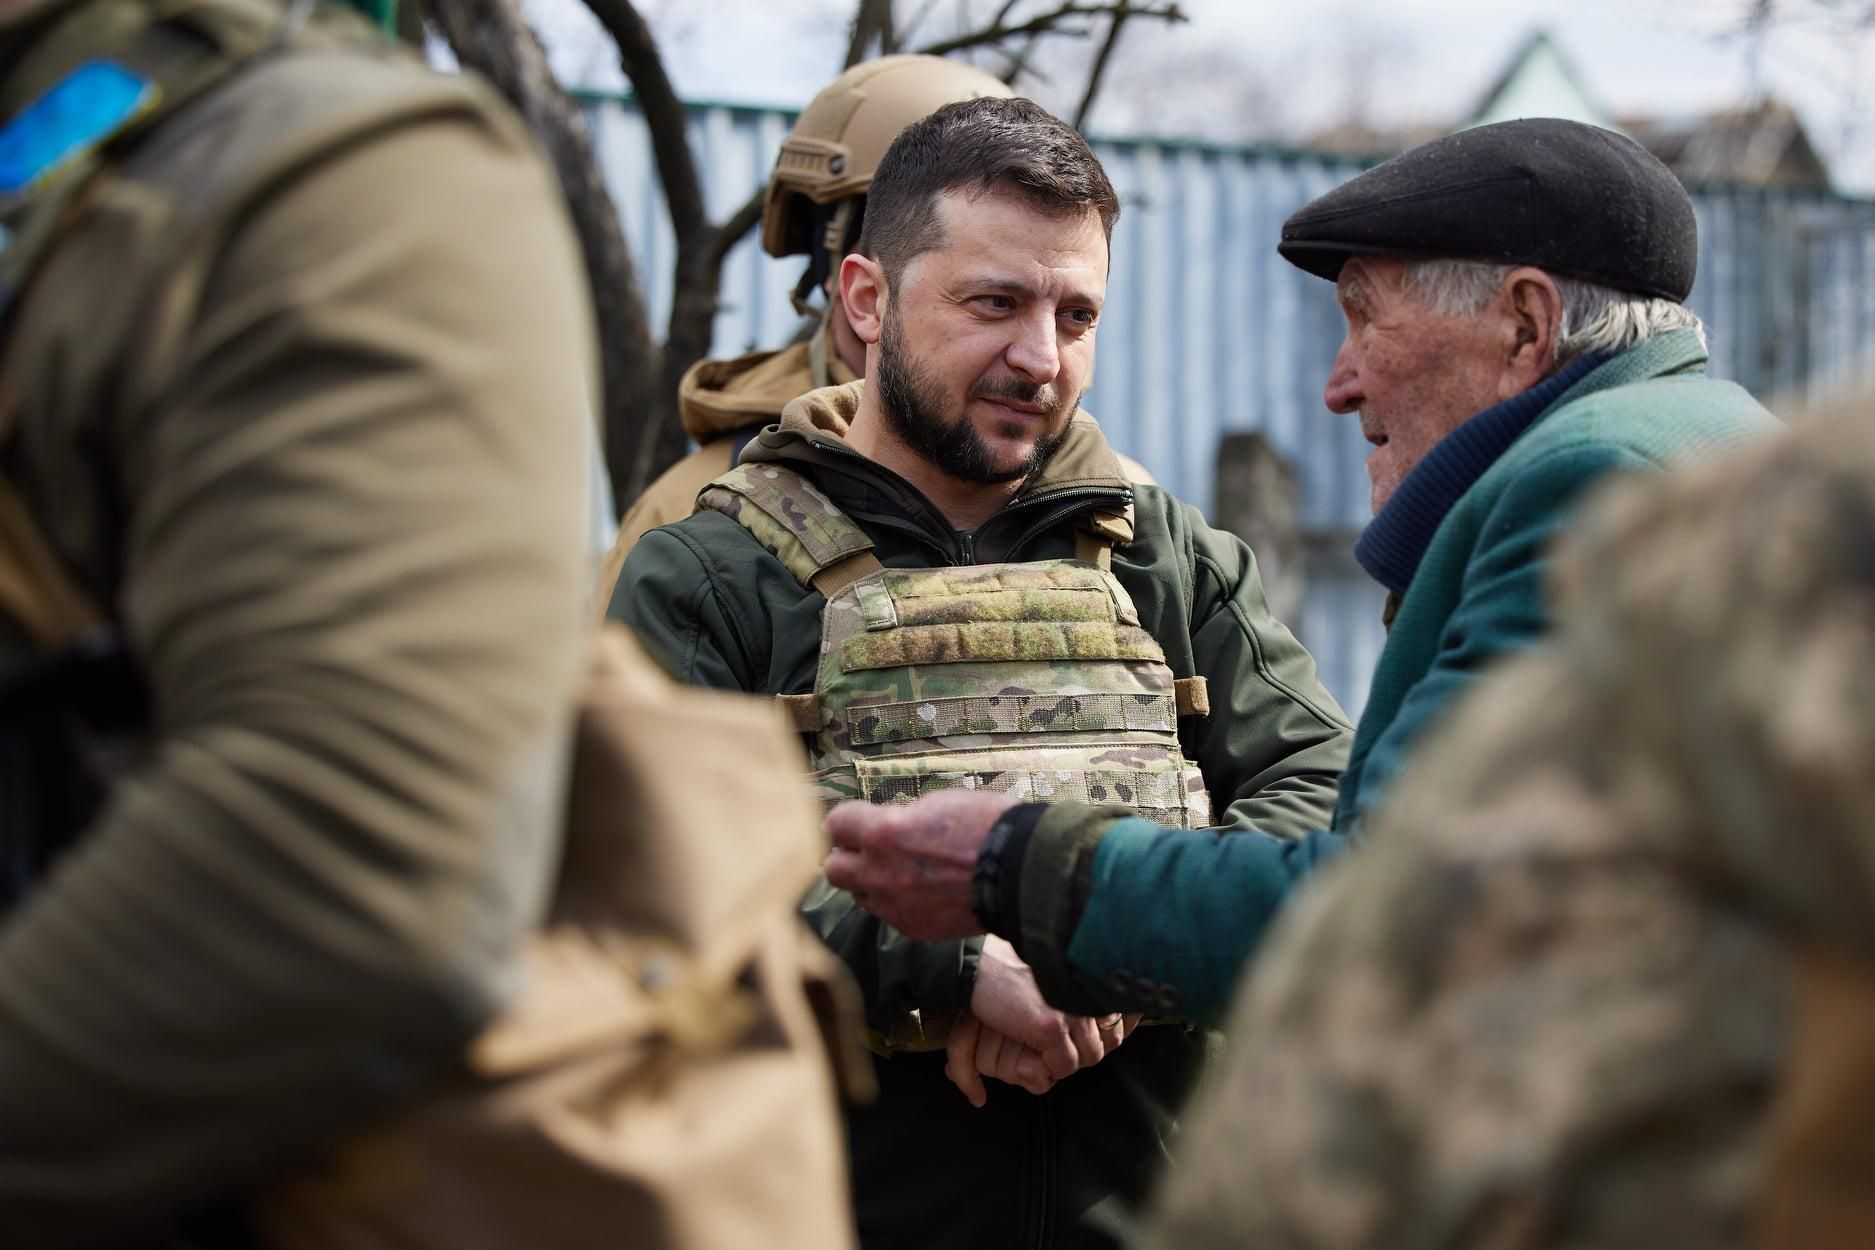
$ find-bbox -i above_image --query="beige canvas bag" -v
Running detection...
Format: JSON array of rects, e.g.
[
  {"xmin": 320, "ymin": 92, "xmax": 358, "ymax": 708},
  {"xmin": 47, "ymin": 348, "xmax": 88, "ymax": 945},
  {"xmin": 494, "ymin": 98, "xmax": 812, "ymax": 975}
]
[{"xmin": 0, "ymin": 460, "xmax": 859, "ymax": 1248}]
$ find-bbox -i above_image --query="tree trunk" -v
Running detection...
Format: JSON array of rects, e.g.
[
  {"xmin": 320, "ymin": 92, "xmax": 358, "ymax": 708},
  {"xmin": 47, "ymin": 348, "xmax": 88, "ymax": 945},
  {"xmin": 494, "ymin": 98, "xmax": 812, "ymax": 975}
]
[{"xmin": 428, "ymin": 0, "xmax": 657, "ymax": 511}]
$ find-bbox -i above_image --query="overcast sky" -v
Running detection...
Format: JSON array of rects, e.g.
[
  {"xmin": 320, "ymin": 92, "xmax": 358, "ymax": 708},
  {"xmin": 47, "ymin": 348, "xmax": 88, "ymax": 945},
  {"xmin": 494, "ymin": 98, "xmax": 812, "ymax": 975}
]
[{"xmin": 526, "ymin": 0, "xmax": 1875, "ymax": 192}]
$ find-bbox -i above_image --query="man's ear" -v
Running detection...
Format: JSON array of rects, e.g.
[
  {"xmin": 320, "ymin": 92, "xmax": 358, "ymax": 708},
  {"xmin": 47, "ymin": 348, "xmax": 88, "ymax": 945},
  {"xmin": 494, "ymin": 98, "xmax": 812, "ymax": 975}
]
[
  {"xmin": 1499, "ymin": 267, "xmax": 1563, "ymax": 392},
  {"xmin": 839, "ymin": 254, "xmax": 888, "ymax": 346}
]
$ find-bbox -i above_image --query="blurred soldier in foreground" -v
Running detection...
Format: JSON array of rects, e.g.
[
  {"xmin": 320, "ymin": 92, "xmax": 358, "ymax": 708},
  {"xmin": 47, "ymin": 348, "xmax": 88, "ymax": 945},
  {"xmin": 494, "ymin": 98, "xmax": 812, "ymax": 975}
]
[
  {"xmin": 0, "ymin": 0, "xmax": 845, "ymax": 1245},
  {"xmin": 614, "ymin": 95, "xmax": 1350, "ymax": 1249},
  {"xmin": 825, "ymin": 118, "xmax": 1778, "ymax": 1024},
  {"xmin": 1151, "ymin": 405, "xmax": 1875, "ymax": 1249}
]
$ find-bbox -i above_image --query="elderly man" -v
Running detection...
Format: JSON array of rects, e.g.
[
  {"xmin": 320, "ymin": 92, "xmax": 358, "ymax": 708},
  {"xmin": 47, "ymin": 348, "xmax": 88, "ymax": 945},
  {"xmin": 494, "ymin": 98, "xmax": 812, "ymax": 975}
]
[
  {"xmin": 825, "ymin": 118, "xmax": 1780, "ymax": 1024},
  {"xmin": 1152, "ymin": 401, "xmax": 1875, "ymax": 1250},
  {"xmin": 614, "ymin": 96, "xmax": 1350, "ymax": 1250}
]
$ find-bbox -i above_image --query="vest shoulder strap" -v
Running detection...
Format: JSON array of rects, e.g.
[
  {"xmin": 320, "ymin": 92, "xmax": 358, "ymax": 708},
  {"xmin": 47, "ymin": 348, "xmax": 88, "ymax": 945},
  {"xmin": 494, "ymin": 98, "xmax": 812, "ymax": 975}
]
[{"xmin": 696, "ymin": 463, "xmax": 881, "ymax": 597}]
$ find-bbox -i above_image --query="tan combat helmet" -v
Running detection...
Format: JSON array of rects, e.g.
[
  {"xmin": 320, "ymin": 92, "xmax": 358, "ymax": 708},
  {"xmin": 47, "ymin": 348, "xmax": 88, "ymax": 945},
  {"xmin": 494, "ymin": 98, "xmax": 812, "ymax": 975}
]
[{"xmin": 761, "ymin": 54, "xmax": 1016, "ymax": 266}]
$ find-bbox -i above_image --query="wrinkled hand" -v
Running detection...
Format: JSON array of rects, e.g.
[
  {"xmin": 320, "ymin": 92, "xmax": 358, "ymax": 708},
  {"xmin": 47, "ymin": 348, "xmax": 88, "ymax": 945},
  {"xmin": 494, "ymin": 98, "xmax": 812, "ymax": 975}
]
[
  {"xmin": 943, "ymin": 936, "xmax": 1139, "ymax": 1106},
  {"xmin": 824, "ymin": 790, "xmax": 1020, "ymax": 940}
]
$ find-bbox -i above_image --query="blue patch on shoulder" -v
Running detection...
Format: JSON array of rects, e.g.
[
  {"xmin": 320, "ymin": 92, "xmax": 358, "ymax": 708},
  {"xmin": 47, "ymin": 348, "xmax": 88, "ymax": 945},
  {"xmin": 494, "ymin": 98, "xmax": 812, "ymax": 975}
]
[{"xmin": 0, "ymin": 61, "xmax": 158, "ymax": 196}]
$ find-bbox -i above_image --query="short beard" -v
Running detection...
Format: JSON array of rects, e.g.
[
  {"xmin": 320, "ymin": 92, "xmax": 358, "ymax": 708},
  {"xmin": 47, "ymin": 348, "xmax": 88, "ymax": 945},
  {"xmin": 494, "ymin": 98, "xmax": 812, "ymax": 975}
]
[{"xmin": 873, "ymin": 305, "xmax": 1075, "ymax": 485}]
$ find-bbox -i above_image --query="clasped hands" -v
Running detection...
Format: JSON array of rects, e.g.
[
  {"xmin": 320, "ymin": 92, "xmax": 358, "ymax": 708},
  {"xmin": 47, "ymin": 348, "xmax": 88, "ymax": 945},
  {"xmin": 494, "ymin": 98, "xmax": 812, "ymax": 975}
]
[
  {"xmin": 825, "ymin": 791, "xmax": 1138, "ymax": 1106},
  {"xmin": 949, "ymin": 934, "xmax": 1141, "ymax": 1107}
]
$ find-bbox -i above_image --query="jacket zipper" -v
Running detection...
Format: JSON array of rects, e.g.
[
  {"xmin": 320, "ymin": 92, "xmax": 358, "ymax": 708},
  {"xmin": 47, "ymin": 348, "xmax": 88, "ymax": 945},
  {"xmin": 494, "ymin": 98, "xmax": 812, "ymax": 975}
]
[{"xmin": 802, "ymin": 437, "xmax": 1130, "ymax": 566}]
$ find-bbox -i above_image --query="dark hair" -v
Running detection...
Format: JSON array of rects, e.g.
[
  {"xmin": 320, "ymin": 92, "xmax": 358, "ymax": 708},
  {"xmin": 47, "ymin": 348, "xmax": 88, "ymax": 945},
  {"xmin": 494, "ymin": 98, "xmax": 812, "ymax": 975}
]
[{"xmin": 857, "ymin": 96, "xmax": 1120, "ymax": 283}]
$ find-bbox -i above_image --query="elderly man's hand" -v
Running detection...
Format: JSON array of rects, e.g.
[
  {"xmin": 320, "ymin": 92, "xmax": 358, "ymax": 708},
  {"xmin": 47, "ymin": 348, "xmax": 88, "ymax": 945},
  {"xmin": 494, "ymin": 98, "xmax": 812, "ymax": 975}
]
[{"xmin": 824, "ymin": 790, "xmax": 1020, "ymax": 940}]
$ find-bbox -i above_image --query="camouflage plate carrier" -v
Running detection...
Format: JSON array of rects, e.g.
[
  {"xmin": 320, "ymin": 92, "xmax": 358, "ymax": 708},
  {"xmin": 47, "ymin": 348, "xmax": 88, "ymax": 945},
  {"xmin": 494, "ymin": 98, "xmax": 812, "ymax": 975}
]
[{"xmin": 698, "ymin": 463, "xmax": 1214, "ymax": 827}]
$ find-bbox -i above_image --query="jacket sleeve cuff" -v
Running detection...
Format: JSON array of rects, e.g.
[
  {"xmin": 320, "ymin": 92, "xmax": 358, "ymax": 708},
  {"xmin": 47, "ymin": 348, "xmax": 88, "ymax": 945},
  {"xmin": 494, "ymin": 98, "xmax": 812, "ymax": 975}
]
[
  {"xmin": 1010, "ymin": 802, "xmax": 1135, "ymax": 1015},
  {"xmin": 973, "ymin": 802, "xmax": 1045, "ymax": 938}
]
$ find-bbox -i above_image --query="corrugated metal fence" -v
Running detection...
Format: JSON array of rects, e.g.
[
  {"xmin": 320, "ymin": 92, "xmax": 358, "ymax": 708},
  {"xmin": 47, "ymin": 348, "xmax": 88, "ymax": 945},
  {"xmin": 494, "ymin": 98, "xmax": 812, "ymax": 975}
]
[{"xmin": 581, "ymin": 94, "xmax": 1875, "ymax": 716}]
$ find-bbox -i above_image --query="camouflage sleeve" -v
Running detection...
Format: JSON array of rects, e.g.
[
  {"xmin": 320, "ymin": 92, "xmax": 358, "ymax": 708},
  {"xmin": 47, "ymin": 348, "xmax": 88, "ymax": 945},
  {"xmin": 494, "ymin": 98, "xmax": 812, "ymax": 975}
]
[
  {"xmin": 1146, "ymin": 649, "xmax": 1787, "ymax": 1250},
  {"xmin": 0, "ymin": 102, "xmax": 592, "ymax": 1240}
]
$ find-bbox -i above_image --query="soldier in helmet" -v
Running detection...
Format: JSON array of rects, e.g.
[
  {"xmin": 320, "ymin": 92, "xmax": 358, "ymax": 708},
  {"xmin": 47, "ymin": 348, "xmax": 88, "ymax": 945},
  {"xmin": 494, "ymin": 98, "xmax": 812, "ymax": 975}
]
[{"xmin": 595, "ymin": 53, "xmax": 1151, "ymax": 600}]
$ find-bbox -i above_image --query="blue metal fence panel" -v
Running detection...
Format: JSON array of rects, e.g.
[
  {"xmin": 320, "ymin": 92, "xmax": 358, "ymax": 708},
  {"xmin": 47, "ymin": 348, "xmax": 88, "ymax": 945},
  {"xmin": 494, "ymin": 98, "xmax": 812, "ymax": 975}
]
[{"xmin": 583, "ymin": 96, "xmax": 1875, "ymax": 712}]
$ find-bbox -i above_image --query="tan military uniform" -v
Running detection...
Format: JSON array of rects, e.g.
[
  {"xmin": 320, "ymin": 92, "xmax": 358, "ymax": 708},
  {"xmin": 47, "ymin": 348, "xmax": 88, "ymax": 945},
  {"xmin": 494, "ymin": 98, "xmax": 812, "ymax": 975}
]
[
  {"xmin": 0, "ymin": 0, "xmax": 595, "ymax": 1240},
  {"xmin": 1147, "ymin": 410, "xmax": 1875, "ymax": 1250},
  {"xmin": 597, "ymin": 329, "xmax": 858, "ymax": 605}
]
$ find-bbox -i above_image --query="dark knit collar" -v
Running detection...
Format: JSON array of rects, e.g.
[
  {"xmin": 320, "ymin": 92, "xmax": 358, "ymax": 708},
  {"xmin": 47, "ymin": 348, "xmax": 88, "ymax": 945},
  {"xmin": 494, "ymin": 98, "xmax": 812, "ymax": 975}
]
[{"xmin": 1353, "ymin": 352, "xmax": 1607, "ymax": 595}]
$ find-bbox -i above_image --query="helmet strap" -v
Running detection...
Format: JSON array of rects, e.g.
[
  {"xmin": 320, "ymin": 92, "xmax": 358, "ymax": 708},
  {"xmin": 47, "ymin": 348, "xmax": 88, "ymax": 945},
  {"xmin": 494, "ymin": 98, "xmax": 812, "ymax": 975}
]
[{"xmin": 789, "ymin": 198, "xmax": 859, "ymax": 317}]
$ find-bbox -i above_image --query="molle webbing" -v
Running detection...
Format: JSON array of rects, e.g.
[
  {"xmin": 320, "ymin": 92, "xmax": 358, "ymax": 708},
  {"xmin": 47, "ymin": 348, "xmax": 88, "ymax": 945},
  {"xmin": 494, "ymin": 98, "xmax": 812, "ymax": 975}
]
[
  {"xmin": 697, "ymin": 460, "xmax": 1213, "ymax": 833},
  {"xmin": 696, "ymin": 464, "xmax": 876, "ymax": 594}
]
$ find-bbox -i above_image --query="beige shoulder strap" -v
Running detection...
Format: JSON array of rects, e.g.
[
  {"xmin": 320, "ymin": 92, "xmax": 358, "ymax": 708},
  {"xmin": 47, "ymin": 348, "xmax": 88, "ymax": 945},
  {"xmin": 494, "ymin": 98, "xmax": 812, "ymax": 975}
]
[
  {"xmin": 810, "ymin": 549, "xmax": 885, "ymax": 599},
  {"xmin": 1074, "ymin": 529, "xmax": 1112, "ymax": 570}
]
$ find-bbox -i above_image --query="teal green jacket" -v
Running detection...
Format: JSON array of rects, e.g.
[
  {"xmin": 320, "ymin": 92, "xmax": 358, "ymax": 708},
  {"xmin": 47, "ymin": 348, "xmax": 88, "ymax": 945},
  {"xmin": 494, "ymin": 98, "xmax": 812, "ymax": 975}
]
[{"xmin": 1001, "ymin": 331, "xmax": 1780, "ymax": 1024}]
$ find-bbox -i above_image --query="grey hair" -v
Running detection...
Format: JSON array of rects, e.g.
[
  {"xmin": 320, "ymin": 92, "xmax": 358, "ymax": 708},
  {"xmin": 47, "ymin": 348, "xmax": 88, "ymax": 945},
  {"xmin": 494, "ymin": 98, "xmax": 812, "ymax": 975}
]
[{"xmin": 1399, "ymin": 258, "xmax": 1706, "ymax": 368}]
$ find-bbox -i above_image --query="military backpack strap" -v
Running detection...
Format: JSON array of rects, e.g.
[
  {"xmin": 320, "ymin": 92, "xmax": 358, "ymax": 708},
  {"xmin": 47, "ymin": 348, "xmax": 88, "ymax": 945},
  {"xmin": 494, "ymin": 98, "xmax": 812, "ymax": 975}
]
[
  {"xmin": 695, "ymin": 462, "xmax": 882, "ymax": 598},
  {"xmin": 806, "ymin": 302, "xmax": 836, "ymax": 390}
]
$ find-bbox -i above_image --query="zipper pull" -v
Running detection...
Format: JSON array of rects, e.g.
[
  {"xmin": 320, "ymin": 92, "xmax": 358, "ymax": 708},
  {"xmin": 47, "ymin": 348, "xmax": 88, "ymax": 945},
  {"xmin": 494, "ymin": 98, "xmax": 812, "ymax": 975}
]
[{"xmin": 957, "ymin": 530, "xmax": 976, "ymax": 565}]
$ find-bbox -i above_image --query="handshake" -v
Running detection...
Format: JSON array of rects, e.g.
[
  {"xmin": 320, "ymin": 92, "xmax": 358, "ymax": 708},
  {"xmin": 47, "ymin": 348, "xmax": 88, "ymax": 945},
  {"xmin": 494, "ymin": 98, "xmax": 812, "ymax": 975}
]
[{"xmin": 947, "ymin": 934, "xmax": 1142, "ymax": 1107}]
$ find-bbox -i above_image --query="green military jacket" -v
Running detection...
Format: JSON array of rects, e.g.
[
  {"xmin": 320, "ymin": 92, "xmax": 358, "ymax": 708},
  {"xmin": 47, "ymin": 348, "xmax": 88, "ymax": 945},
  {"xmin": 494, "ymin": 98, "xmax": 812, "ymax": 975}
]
[
  {"xmin": 612, "ymin": 382, "xmax": 1350, "ymax": 1250},
  {"xmin": 992, "ymin": 331, "xmax": 1780, "ymax": 1026}
]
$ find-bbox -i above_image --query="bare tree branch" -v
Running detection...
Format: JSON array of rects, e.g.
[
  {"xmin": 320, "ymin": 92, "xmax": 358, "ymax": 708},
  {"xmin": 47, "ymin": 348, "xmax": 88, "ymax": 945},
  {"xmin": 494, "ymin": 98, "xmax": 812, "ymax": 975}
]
[
  {"xmin": 583, "ymin": 0, "xmax": 709, "ymax": 256},
  {"xmin": 899, "ymin": 0, "xmax": 948, "ymax": 46},
  {"xmin": 917, "ymin": 0, "xmax": 1183, "ymax": 58},
  {"xmin": 707, "ymin": 185, "xmax": 769, "ymax": 271},
  {"xmin": 997, "ymin": 31, "xmax": 1048, "ymax": 84},
  {"xmin": 846, "ymin": 0, "xmax": 897, "ymax": 66},
  {"xmin": 428, "ymin": 0, "xmax": 655, "ymax": 506},
  {"xmin": 578, "ymin": 0, "xmax": 738, "ymax": 496},
  {"xmin": 1073, "ymin": 8, "xmax": 1131, "ymax": 130}
]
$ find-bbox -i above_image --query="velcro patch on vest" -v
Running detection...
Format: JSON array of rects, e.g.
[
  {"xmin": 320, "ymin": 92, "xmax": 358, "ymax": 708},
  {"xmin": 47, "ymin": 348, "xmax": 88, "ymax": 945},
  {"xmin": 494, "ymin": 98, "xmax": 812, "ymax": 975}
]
[
  {"xmin": 698, "ymin": 465, "xmax": 872, "ymax": 588},
  {"xmin": 846, "ymin": 691, "xmax": 1179, "ymax": 746},
  {"xmin": 890, "ymin": 586, "xmax": 1119, "ymax": 628},
  {"xmin": 851, "ymin": 745, "xmax": 1202, "ymax": 826},
  {"xmin": 871, "ymin": 564, "xmax": 1141, "ymax": 628},
  {"xmin": 840, "ymin": 622, "xmax": 1165, "ymax": 672}
]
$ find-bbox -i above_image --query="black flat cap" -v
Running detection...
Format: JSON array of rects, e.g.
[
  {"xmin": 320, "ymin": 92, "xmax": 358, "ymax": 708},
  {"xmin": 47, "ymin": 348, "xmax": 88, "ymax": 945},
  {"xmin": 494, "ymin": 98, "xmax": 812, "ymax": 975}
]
[{"xmin": 1280, "ymin": 118, "xmax": 1697, "ymax": 302}]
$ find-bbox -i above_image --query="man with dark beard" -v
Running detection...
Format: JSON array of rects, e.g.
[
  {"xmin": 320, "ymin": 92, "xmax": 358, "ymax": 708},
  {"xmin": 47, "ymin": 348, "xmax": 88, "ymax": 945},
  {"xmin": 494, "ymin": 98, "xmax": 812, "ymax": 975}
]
[{"xmin": 612, "ymin": 96, "xmax": 1351, "ymax": 1250}]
